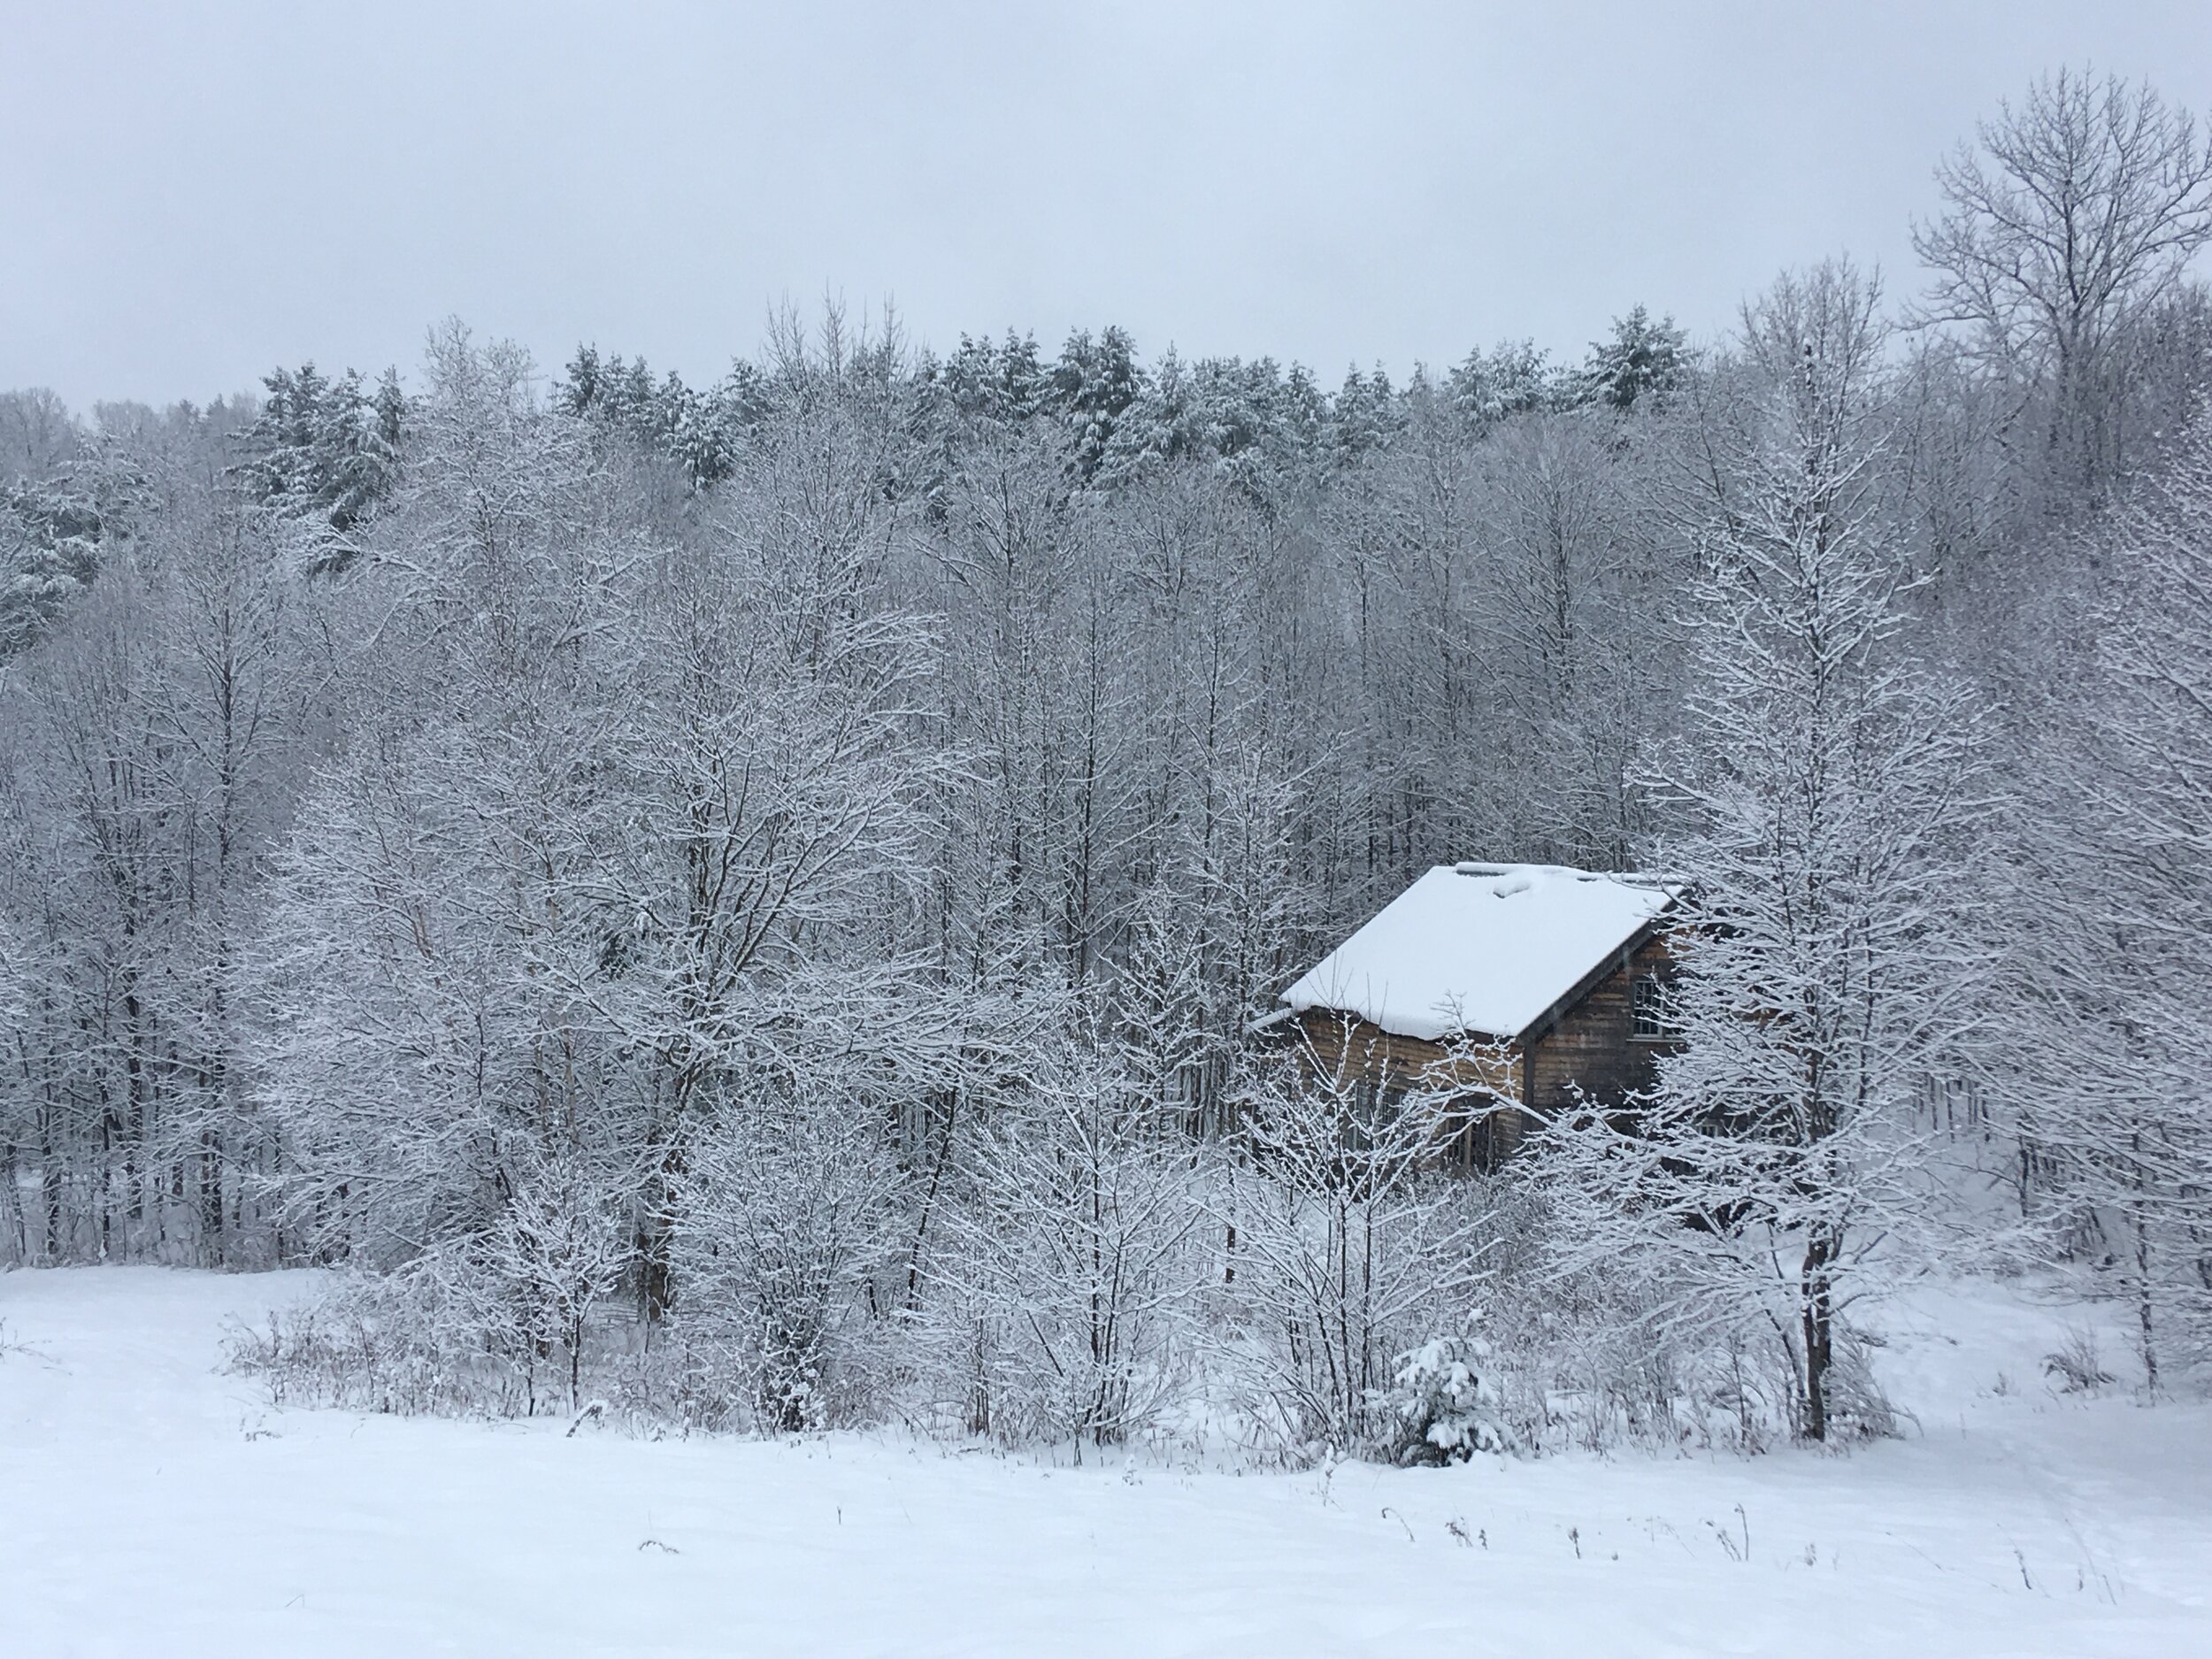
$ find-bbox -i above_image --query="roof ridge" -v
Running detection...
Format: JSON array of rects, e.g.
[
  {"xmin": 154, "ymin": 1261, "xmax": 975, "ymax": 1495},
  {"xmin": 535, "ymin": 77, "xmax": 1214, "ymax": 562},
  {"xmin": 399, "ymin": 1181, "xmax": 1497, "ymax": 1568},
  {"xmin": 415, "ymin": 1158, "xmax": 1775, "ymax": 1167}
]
[{"xmin": 1448, "ymin": 859, "xmax": 1678, "ymax": 890}]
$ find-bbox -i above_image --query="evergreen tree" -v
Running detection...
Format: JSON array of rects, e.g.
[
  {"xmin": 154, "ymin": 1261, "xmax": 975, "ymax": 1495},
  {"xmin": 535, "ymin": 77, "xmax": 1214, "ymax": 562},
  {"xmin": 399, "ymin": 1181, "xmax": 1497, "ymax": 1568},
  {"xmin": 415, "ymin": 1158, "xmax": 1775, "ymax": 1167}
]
[
  {"xmin": 232, "ymin": 363, "xmax": 406, "ymax": 566},
  {"xmin": 1052, "ymin": 326, "xmax": 1142, "ymax": 480},
  {"xmin": 1, "ymin": 477, "xmax": 104, "ymax": 655},
  {"xmin": 1327, "ymin": 364, "xmax": 1402, "ymax": 468},
  {"xmin": 943, "ymin": 330, "xmax": 1049, "ymax": 425},
  {"xmin": 1574, "ymin": 305, "xmax": 1689, "ymax": 411},
  {"xmin": 1447, "ymin": 339, "xmax": 1552, "ymax": 426}
]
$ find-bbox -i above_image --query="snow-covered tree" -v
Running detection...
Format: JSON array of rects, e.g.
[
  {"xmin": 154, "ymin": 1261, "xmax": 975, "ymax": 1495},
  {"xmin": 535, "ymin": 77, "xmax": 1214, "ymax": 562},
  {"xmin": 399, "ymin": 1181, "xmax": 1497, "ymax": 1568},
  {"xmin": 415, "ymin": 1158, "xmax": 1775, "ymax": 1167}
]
[
  {"xmin": 2002, "ymin": 402, "xmax": 2212, "ymax": 1386},
  {"xmin": 1573, "ymin": 306, "xmax": 1690, "ymax": 411},
  {"xmin": 1051, "ymin": 326, "xmax": 1143, "ymax": 480},
  {"xmin": 1221, "ymin": 1025, "xmax": 1495, "ymax": 1457},
  {"xmin": 1914, "ymin": 69, "xmax": 2212, "ymax": 507},
  {"xmin": 1542, "ymin": 264, "xmax": 1992, "ymax": 1440},
  {"xmin": 672, "ymin": 1076, "xmax": 902, "ymax": 1431},
  {"xmin": 932, "ymin": 1031, "xmax": 1203, "ymax": 1449}
]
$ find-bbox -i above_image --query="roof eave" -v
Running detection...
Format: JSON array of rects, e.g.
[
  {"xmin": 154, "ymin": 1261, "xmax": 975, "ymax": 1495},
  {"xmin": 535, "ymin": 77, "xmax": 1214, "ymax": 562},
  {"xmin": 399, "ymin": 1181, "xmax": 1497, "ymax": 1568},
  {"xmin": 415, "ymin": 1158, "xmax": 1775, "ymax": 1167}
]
[
  {"xmin": 1280, "ymin": 999, "xmax": 1513, "ymax": 1048},
  {"xmin": 1509, "ymin": 909, "xmax": 1675, "ymax": 1048}
]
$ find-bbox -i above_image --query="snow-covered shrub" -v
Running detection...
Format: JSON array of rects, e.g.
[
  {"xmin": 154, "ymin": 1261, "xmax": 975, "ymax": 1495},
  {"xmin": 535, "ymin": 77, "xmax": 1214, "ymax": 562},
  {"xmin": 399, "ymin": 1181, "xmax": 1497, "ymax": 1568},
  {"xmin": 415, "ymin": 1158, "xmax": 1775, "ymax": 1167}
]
[
  {"xmin": 1820, "ymin": 1326, "xmax": 1901, "ymax": 1440},
  {"xmin": 2044, "ymin": 1324, "xmax": 2116, "ymax": 1394},
  {"xmin": 478, "ymin": 1156, "xmax": 632, "ymax": 1411},
  {"xmin": 1214, "ymin": 1046, "xmax": 1497, "ymax": 1461},
  {"xmin": 666, "ymin": 1087, "xmax": 902, "ymax": 1432},
  {"xmin": 1383, "ymin": 1317, "xmax": 1512, "ymax": 1464},
  {"xmin": 1464, "ymin": 1227, "xmax": 1721, "ymax": 1454},
  {"xmin": 227, "ymin": 1256, "xmax": 580, "ymax": 1418},
  {"xmin": 923, "ymin": 1038, "xmax": 1205, "ymax": 1451},
  {"xmin": 1390, "ymin": 1180, "xmax": 1870, "ymax": 1456},
  {"xmin": 1461, "ymin": 1217, "xmax": 1899, "ymax": 1455},
  {"xmin": 227, "ymin": 1150, "xmax": 635, "ymax": 1418}
]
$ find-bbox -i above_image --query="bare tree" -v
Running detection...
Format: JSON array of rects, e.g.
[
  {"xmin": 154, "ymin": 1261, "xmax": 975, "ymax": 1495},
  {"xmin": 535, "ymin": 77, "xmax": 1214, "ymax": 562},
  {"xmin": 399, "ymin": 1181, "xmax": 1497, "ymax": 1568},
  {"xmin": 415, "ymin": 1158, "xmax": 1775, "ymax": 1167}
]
[
  {"xmin": 1218, "ymin": 1025, "xmax": 1494, "ymax": 1458},
  {"xmin": 1914, "ymin": 69, "xmax": 2212, "ymax": 502},
  {"xmin": 672, "ymin": 1075, "xmax": 902, "ymax": 1432},
  {"xmin": 931, "ymin": 1031, "xmax": 1204, "ymax": 1451}
]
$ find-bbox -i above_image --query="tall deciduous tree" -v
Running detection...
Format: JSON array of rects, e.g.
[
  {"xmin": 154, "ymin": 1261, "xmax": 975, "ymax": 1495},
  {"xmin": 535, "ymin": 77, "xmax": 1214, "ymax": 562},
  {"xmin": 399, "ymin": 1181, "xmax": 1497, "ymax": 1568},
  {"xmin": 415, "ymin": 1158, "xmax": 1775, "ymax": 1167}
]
[
  {"xmin": 2002, "ymin": 402, "xmax": 2212, "ymax": 1387},
  {"xmin": 1914, "ymin": 69, "xmax": 2212, "ymax": 506},
  {"xmin": 1545, "ymin": 264, "xmax": 1991, "ymax": 1440}
]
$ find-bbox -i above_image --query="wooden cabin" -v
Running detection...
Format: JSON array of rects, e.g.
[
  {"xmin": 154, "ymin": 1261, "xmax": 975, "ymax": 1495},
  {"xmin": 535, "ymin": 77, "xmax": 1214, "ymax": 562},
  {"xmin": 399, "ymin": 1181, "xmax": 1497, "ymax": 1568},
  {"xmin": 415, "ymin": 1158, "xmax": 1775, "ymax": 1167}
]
[{"xmin": 1269, "ymin": 862, "xmax": 1680, "ymax": 1169}]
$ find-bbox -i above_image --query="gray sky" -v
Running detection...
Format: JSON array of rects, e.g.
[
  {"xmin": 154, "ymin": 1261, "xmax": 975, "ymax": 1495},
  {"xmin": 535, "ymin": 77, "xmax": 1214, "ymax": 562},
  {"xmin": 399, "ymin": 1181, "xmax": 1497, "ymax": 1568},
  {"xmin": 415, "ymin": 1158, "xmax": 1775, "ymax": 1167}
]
[{"xmin": 7, "ymin": 1, "xmax": 2211, "ymax": 411}]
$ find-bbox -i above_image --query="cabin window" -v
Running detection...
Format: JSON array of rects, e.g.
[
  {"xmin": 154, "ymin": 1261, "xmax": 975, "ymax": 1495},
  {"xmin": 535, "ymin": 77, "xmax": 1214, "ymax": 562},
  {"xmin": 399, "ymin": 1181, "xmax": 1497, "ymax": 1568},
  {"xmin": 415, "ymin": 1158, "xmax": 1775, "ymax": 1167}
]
[
  {"xmin": 1448, "ymin": 1094, "xmax": 1511, "ymax": 1173},
  {"xmin": 1632, "ymin": 974, "xmax": 1675, "ymax": 1040},
  {"xmin": 1347, "ymin": 1073, "xmax": 1387, "ymax": 1139}
]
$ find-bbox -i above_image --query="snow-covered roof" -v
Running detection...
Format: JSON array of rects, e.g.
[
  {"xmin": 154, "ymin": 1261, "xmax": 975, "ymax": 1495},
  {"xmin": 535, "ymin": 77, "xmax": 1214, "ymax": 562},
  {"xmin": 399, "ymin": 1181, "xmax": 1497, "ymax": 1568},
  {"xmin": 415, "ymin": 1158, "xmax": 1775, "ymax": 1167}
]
[{"xmin": 1279, "ymin": 863, "xmax": 1677, "ymax": 1043}]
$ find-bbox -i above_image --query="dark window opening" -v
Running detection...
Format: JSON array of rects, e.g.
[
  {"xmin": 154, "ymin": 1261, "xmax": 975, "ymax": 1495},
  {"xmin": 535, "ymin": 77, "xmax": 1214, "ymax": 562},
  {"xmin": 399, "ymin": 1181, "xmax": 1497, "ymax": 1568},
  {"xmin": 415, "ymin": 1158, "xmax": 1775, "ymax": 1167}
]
[{"xmin": 1448, "ymin": 1094, "xmax": 1516, "ymax": 1173}]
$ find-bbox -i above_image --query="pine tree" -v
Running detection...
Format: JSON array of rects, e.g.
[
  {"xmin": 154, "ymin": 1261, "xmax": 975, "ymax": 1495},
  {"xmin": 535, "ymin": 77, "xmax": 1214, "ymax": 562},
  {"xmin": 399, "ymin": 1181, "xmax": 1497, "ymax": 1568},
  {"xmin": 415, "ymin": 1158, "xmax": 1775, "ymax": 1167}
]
[
  {"xmin": 1326, "ymin": 364, "xmax": 1402, "ymax": 468},
  {"xmin": 1447, "ymin": 339, "xmax": 1552, "ymax": 426},
  {"xmin": 1052, "ymin": 326, "xmax": 1142, "ymax": 480},
  {"xmin": 1574, "ymin": 305, "xmax": 1689, "ymax": 411}
]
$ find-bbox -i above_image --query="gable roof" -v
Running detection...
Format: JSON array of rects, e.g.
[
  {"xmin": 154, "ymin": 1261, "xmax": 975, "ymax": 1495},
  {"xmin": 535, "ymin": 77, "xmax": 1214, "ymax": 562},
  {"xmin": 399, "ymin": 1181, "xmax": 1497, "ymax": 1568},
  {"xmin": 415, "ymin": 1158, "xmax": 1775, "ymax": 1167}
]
[{"xmin": 1279, "ymin": 862, "xmax": 1678, "ymax": 1043}]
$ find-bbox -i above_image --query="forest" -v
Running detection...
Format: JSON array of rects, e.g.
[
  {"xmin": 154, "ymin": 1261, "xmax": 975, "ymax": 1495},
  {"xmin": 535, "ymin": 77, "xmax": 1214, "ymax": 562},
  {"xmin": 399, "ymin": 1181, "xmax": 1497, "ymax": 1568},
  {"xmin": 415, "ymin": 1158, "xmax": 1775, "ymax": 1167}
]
[{"xmin": 4, "ymin": 68, "xmax": 2210, "ymax": 1462}]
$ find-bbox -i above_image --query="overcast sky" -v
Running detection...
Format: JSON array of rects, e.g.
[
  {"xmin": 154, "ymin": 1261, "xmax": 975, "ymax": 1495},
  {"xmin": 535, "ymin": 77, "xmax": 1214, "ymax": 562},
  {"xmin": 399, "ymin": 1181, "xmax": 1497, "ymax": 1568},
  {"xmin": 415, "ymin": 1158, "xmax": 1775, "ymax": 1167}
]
[{"xmin": 7, "ymin": 1, "xmax": 2212, "ymax": 411}]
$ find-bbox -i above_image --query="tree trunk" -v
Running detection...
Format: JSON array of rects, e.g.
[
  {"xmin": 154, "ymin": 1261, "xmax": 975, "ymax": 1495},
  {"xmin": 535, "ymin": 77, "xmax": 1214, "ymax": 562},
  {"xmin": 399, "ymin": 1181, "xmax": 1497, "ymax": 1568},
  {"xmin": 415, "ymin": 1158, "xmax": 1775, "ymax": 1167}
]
[{"xmin": 1801, "ymin": 1231, "xmax": 1836, "ymax": 1441}]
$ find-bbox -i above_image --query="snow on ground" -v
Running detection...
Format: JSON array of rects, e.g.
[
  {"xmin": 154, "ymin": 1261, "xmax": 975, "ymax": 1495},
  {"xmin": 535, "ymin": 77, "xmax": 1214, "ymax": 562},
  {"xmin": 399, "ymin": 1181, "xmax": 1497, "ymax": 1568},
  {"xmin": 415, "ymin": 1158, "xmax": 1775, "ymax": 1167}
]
[{"xmin": 3, "ymin": 1268, "xmax": 2208, "ymax": 1657}]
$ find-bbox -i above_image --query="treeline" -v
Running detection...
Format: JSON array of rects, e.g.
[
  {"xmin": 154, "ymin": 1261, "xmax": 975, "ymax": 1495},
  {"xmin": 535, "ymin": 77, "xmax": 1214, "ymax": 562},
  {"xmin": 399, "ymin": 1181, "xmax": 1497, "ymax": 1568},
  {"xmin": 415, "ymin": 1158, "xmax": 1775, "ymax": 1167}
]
[{"xmin": 4, "ymin": 69, "xmax": 2212, "ymax": 1451}]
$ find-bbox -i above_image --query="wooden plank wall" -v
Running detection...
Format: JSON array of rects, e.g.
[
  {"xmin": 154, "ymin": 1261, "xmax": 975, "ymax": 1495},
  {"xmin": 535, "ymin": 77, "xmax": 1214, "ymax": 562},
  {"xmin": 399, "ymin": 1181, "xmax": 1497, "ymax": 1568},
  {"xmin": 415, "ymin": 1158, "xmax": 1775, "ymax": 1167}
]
[
  {"xmin": 1286, "ymin": 1009, "xmax": 1525, "ymax": 1170},
  {"xmin": 1522, "ymin": 932, "xmax": 1678, "ymax": 1118},
  {"xmin": 1289, "ymin": 1010, "xmax": 1520, "ymax": 1102}
]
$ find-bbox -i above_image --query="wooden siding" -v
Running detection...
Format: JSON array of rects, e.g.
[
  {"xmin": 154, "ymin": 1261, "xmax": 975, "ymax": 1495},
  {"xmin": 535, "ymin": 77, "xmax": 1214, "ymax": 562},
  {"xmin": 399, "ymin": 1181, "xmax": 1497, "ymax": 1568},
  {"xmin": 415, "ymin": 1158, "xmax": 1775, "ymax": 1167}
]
[
  {"xmin": 1521, "ymin": 930, "xmax": 1678, "ymax": 1118},
  {"xmin": 1288, "ymin": 1009, "xmax": 1520, "ymax": 1100},
  {"xmin": 1278, "ymin": 925, "xmax": 1679, "ymax": 1170},
  {"xmin": 1285, "ymin": 1008, "xmax": 1527, "ymax": 1170}
]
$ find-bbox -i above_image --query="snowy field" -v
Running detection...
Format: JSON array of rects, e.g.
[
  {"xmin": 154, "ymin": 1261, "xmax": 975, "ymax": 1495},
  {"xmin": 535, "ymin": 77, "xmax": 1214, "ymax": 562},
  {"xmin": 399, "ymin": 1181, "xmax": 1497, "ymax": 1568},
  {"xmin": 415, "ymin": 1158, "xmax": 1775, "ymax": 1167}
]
[{"xmin": 3, "ymin": 1268, "xmax": 2208, "ymax": 1657}]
